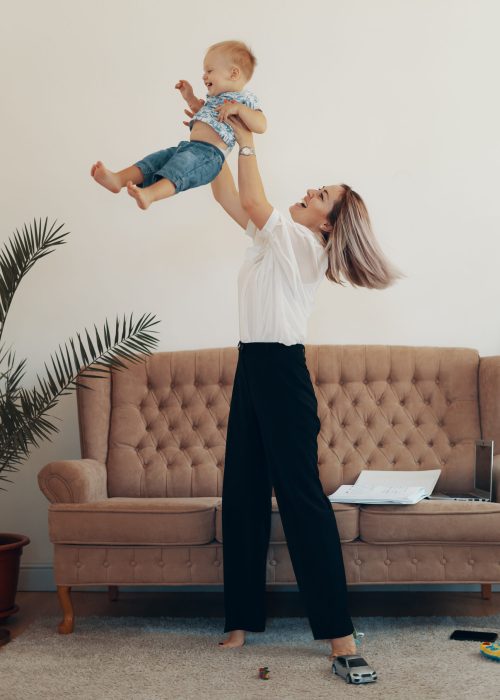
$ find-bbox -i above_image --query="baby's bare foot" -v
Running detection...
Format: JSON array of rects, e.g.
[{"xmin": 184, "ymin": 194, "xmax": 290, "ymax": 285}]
[
  {"xmin": 328, "ymin": 632, "xmax": 356, "ymax": 661},
  {"xmin": 127, "ymin": 180, "xmax": 151, "ymax": 210},
  {"xmin": 91, "ymin": 161, "xmax": 121, "ymax": 193},
  {"xmin": 217, "ymin": 629, "xmax": 246, "ymax": 648}
]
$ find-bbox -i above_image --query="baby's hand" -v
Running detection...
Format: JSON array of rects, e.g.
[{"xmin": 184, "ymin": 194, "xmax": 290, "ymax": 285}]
[
  {"xmin": 175, "ymin": 79, "xmax": 195, "ymax": 102},
  {"xmin": 214, "ymin": 99, "xmax": 240, "ymax": 123}
]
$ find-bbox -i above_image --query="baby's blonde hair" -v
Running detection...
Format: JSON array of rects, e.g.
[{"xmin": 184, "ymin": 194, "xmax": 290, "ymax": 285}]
[{"xmin": 206, "ymin": 40, "xmax": 257, "ymax": 81}]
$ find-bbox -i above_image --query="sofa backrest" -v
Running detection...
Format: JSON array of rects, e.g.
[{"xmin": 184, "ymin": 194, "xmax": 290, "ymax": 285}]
[{"xmin": 76, "ymin": 345, "xmax": 482, "ymax": 498}]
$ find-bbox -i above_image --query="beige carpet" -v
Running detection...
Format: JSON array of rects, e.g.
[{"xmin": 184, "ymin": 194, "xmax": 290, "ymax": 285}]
[{"xmin": 1, "ymin": 614, "xmax": 500, "ymax": 699}]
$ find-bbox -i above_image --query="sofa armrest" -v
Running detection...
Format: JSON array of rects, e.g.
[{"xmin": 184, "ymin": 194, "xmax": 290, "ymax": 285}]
[
  {"xmin": 479, "ymin": 355, "xmax": 500, "ymax": 453},
  {"xmin": 37, "ymin": 458, "xmax": 108, "ymax": 503}
]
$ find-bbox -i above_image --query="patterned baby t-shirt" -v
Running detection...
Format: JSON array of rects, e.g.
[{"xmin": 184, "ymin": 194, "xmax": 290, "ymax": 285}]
[{"xmin": 189, "ymin": 90, "xmax": 260, "ymax": 151}]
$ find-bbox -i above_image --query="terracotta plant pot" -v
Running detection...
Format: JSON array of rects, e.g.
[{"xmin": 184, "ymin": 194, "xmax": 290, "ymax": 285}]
[{"xmin": 0, "ymin": 533, "xmax": 31, "ymax": 624}]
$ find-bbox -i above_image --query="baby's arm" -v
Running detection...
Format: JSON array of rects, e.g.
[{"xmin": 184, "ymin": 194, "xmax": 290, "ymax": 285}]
[
  {"xmin": 238, "ymin": 105, "xmax": 267, "ymax": 134},
  {"xmin": 175, "ymin": 79, "xmax": 204, "ymax": 113},
  {"xmin": 215, "ymin": 101, "xmax": 267, "ymax": 134}
]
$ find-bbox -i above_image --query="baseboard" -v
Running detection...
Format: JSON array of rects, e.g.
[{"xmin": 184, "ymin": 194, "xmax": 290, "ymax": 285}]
[{"xmin": 18, "ymin": 564, "xmax": 500, "ymax": 593}]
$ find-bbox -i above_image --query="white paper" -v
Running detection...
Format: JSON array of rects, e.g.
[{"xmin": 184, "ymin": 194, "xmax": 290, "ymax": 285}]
[{"xmin": 328, "ymin": 469, "xmax": 441, "ymax": 504}]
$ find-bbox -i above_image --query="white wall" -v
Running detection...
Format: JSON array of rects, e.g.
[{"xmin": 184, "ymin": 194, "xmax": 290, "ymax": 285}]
[{"xmin": 1, "ymin": 0, "xmax": 500, "ymax": 590}]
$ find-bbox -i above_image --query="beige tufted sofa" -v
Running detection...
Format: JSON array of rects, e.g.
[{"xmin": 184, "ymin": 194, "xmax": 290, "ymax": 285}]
[{"xmin": 38, "ymin": 345, "xmax": 500, "ymax": 634}]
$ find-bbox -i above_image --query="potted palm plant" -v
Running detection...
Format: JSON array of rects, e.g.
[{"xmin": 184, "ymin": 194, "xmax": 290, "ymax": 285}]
[{"xmin": 0, "ymin": 217, "xmax": 161, "ymax": 645}]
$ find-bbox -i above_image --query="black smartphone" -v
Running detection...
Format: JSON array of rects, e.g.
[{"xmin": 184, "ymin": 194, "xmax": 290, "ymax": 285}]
[{"xmin": 449, "ymin": 629, "xmax": 498, "ymax": 642}]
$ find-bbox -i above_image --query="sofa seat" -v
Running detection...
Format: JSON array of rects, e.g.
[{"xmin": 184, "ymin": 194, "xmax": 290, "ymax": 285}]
[
  {"xmin": 359, "ymin": 500, "xmax": 500, "ymax": 544},
  {"xmin": 215, "ymin": 498, "xmax": 359, "ymax": 543},
  {"xmin": 48, "ymin": 497, "xmax": 222, "ymax": 545}
]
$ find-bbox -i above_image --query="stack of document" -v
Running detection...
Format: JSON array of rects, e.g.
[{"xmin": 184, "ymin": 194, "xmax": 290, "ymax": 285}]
[{"xmin": 328, "ymin": 469, "xmax": 441, "ymax": 504}]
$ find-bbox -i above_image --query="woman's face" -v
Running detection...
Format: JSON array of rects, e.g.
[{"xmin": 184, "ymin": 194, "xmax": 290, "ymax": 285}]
[{"xmin": 289, "ymin": 185, "xmax": 344, "ymax": 234}]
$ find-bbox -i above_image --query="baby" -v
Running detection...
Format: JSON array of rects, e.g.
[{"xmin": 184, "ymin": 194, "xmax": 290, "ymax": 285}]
[{"xmin": 90, "ymin": 40, "xmax": 266, "ymax": 210}]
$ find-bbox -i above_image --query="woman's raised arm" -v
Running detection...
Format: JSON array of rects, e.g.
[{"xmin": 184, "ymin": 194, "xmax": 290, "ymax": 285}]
[
  {"xmin": 210, "ymin": 161, "xmax": 250, "ymax": 230},
  {"xmin": 181, "ymin": 104, "xmax": 249, "ymax": 230}
]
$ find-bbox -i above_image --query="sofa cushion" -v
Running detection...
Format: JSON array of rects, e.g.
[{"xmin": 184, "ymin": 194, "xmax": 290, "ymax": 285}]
[
  {"xmin": 48, "ymin": 497, "xmax": 221, "ymax": 545},
  {"xmin": 359, "ymin": 500, "xmax": 500, "ymax": 544},
  {"xmin": 214, "ymin": 497, "xmax": 359, "ymax": 543}
]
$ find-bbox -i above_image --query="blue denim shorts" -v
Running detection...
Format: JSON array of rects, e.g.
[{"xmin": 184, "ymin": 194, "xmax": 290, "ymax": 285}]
[{"xmin": 134, "ymin": 140, "xmax": 226, "ymax": 193}]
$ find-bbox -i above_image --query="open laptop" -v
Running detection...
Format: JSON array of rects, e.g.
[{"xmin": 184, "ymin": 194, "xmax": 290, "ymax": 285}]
[{"xmin": 426, "ymin": 439, "xmax": 494, "ymax": 502}]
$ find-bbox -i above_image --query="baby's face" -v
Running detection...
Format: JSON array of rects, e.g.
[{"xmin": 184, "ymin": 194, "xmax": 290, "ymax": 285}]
[{"xmin": 202, "ymin": 50, "xmax": 243, "ymax": 96}]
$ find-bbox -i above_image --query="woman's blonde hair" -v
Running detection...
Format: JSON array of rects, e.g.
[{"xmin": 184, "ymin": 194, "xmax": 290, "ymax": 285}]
[
  {"xmin": 321, "ymin": 185, "xmax": 405, "ymax": 289},
  {"xmin": 206, "ymin": 40, "xmax": 257, "ymax": 81}
]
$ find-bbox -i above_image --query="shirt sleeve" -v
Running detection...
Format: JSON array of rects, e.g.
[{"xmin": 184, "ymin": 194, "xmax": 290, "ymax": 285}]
[
  {"xmin": 244, "ymin": 208, "xmax": 326, "ymax": 285},
  {"xmin": 244, "ymin": 207, "xmax": 280, "ymax": 239},
  {"xmin": 243, "ymin": 91, "xmax": 261, "ymax": 111}
]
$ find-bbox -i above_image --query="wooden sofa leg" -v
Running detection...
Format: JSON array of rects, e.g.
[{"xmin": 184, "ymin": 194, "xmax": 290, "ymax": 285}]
[
  {"xmin": 108, "ymin": 585, "xmax": 119, "ymax": 602},
  {"xmin": 481, "ymin": 583, "xmax": 492, "ymax": 600},
  {"xmin": 57, "ymin": 585, "xmax": 74, "ymax": 634}
]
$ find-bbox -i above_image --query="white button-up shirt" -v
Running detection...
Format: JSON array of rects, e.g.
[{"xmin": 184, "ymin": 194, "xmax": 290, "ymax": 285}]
[{"xmin": 238, "ymin": 208, "xmax": 329, "ymax": 346}]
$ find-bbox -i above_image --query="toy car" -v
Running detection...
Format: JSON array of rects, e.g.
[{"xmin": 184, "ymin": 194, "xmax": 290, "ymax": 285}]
[{"xmin": 332, "ymin": 654, "xmax": 378, "ymax": 684}]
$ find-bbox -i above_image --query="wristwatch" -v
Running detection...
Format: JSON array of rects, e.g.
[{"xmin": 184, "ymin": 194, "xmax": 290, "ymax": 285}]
[{"xmin": 239, "ymin": 146, "xmax": 256, "ymax": 156}]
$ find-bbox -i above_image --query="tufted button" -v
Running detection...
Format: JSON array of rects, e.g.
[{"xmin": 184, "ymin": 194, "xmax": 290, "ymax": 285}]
[
  {"xmin": 450, "ymin": 441, "xmax": 455, "ymax": 447},
  {"xmin": 376, "ymin": 400, "xmax": 381, "ymax": 406},
  {"xmin": 329, "ymin": 441, "xmax": 335, "ymax": 448},
  {"xmin": 194, "ymin": 381, "xmax": 199, "ymax": 387},
  {"xmin": 366, "ymin": 459, "xmax": 371, "ymax": 465},
  {"xmin": 131, "ymin": 561, "xmax": 136, "ymax": 567},
  {"xmin": 270, "ymin": 559, "xmax": 277, "ymax": 566},
  {"xmin": 469, "ymin": 559, "xmax": 475, "ymax": 565},
  {"xmin": 341, "ymin": 421, "xmax": 346, "ymax": 428},
  {"xmin": 170, "ymin": 383, "xmax": 175, "ymax": 389},
  {"xmin": 391, "ymin": 458, "xmax": 396, "ymax": 464},
  {"xmin": 403, "ymin": 439, "xmax": 408, "ymax": 446},
  {"xmin": 192, "ymin": 423, "xmax": 198, "ymax": 429},
  {"xmin": 364, "ymin": 379, "xmax": 368, "ymax": 384},
  {"xmin": 158, "ymin": 561, "xmax": 165, "ymax": 567},
  {"xmin": 390, "ymin": 420, "xmax": 395, "ymax": 427},
  {"xmin": 439, "ymin": 420, "xmax": 444, "ymax": 427},
  {"xmin": 76, "ymin": 562, "xmax": 82, "ymax": 568},
  {"xmin": 186, "ymin": 561, "xmax": 192, "ymax": 567},
  {"xmin": 377, "ymin": 441, "xmax": 383, "ymax": 448},
  {"xmin": 219, "ymin": 381, "xmax": 223, "ymax": 387},
  {"xmin": 355, "ymin": 558, "xmax": 362, "ymax": 565},
  {"xmin": 441, "ymin": 557, "xmax": 447, "ymax": 564},
  {"xmin": 424, "ymin": 399, "xmax": 430, "ymax": 405},
  {"xmin": 339, "ymin": 380, "xmax": 344, "ymax": 385},
  {"xmin": 388, "ymin": 377, "xmax": 392, "ymax": 384},
  {"xmin": 353, "ymin": 441, "xmax": 359, "ymax": 448},
  {"xmin": 441, "ymin": 459, "xmax": 446, "ymax": 464},
  {"xmin": 411, "ymin": 558, "xmax": 418, "ymax": 564},
  {"xmin": 352, "ymin": 400, "xmax": 357, "ymax": 406},
  {"xmin": 365, "ymin": 420, "xmax": 369, "ymax": 427},
  {"xmin": 436, "ymin": 379, "xmax": 440, "ymax": 384},
  {"xmin": 328, "ymin": 401, "xmax": 334, "ymax": 408},
  {"xmin": 384, "ymin": 559, "xmax": 391, "ymax": 565},
  {"xmin": 428, "ymin": 440, "xmax": 434, "ymax": 447},
  {"xmin": 103, "ymin": 561, "xmax": 109, "ymax": 567},
  {"xmin": 447, "ymin": 399, "xmax": 452, "ymax": 406},
  {"xmin": 400, "ymin": 400, "xmax": 405, "ymax": 406}
]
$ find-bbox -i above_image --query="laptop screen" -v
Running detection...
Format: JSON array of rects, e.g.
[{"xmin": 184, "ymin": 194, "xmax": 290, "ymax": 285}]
[{"xmin": 475, "ymin": 441, "xmax": 494, "ymax": 494}]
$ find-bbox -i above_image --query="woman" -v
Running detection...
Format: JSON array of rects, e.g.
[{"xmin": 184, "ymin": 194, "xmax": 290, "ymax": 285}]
[{"xmin": 191, "ymin": 107, "xmax": 404, "ymax": 659}]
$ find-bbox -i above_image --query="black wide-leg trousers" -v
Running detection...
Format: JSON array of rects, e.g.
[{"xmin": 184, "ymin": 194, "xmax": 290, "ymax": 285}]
[{"xmin": 221, "ymin": 341, "xmax": 354, "ymax": 640}]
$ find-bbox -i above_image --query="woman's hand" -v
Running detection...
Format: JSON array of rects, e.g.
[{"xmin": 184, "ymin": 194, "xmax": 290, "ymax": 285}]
[{"xmin": 226, "ymin": 114, "xmax": 254, "ymax": 148}]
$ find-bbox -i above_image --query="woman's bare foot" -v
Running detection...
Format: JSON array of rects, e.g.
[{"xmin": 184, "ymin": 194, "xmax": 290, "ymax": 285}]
[
  {"xmin": 91, "ymin": 161, "xmax": 121, "ymax": 193},
  {"xmin": 327, "ymin": 632, "xmax": 356, "ymax": 661},
  {"xmin": 217, "ymin": 629, "xmax": 246, "ymax": 648},
  {"xmin": 127, "ymin": 180, "xmax": 152, "ymax": 210}
]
